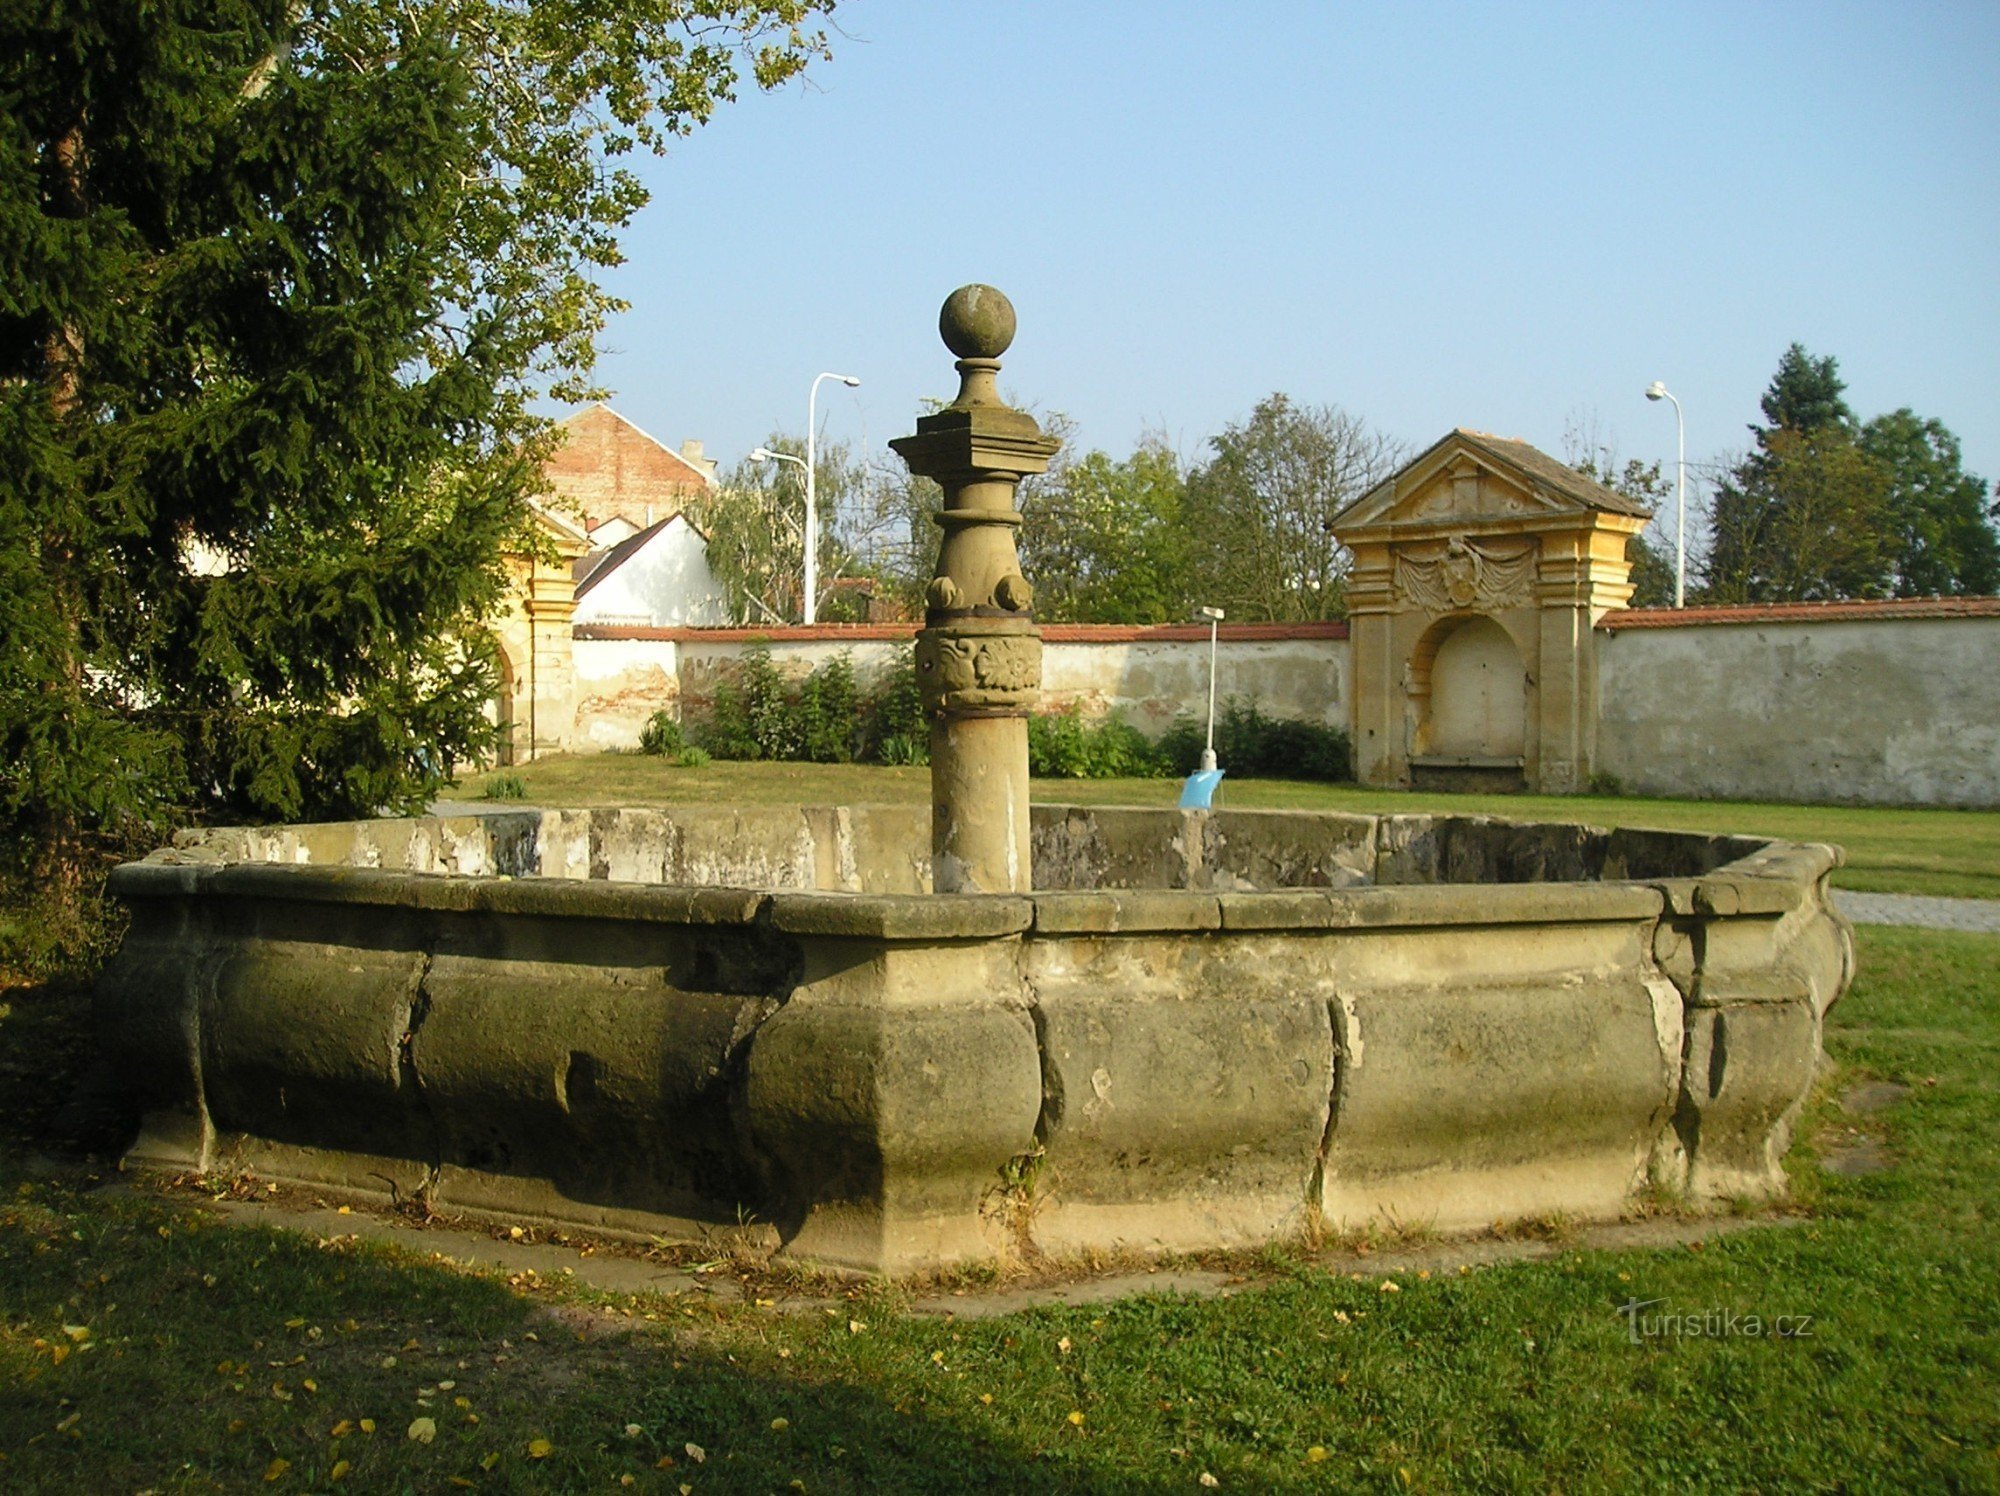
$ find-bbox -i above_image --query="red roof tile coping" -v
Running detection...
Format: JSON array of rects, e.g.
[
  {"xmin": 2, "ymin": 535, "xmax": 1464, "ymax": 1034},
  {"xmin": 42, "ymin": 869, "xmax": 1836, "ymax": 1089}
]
[
  {"xmin": 573, "ymin": 621, "xmax": 1350, "ymax": 644},
  {"xmin": 1599, "ymin": 596, "xmax": 2000, "ymax": 630}
]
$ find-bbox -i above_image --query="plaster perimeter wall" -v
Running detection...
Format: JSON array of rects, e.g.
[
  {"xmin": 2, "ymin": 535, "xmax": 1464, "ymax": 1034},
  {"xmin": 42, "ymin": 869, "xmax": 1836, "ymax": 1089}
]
[
  {"xmin": 569, "ymin": 624, "xmax": 1350, "ymax": 752},
  {"xmin": 1596, "ymin": 607, "xmax": 2000, "ymax": 808}
]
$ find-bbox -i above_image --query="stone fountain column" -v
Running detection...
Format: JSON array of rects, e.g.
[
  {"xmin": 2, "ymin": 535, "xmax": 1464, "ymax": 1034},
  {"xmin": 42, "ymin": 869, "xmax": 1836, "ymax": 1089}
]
[{"xmin": 891, "ymin": 286, "xmax": 1060, "ymax": 893}]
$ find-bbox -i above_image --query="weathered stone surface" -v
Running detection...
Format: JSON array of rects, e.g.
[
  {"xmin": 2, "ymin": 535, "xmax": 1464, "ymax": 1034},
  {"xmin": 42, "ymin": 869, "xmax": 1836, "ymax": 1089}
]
[
  {"xmin": 1672, "ymin": 1001, "xmax": 1818, "ymax": 1200},
  {"xmin": 1030, "ymin": 805, "xmax": 1200, "ymax": 892},
  {"xmin": 1031, "ymin": 890, "xmax": 1220, "ymax": 934},
  {"xmin": 745, "ymin": 940, "xmax": 1041, "ymax": 1273},
  {"xmin": 1204, "ymin": 810, "xmax": 1377, "ymax": 890},
  {"xmin": 1320, "ymin": 917, "xmax": 1681, "ymax": 1232},
  {"xmin": 1025, "ymin": 934, "xmax": 1334, "ymax": 1253},
  {"xmin": 768, "ymin": 892, "xmax": 1033, "ymax": 940},
  {"xmin": 100, "ymin": 804, "xmax": 1852, "ymax": 1274}
]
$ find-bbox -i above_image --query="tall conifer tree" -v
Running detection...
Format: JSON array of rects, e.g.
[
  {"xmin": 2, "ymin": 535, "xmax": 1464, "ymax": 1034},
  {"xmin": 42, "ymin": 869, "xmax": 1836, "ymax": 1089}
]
[{"xmin": 0, "ymin": 1, "xmax": 832, "ymax": 957}]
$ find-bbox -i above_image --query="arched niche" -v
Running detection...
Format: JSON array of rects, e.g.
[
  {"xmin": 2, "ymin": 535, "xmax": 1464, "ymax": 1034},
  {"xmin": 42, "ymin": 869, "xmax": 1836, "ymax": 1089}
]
[{"xmin": 1427, "ymin": 616, "xmax": 1527, "ymax": 759}]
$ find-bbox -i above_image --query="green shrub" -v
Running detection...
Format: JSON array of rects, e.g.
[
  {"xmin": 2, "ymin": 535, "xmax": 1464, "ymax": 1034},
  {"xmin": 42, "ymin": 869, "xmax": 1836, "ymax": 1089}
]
[
  {"xmin": 740, "ymin": 644, "xmax": 799, "ymax": 761},
  {"xmin": 674, "ymin": 746, "xmax": 712, "ymax": 769},
  {"xmin": 1160, "ymin": 698, "xmax": 1351, "ymax": 781},
  {"xmin": 481, "ymin": 771, "xmax": 527, "ymax": 801},
  {"xmin": 797, "ymin": 653, "xmax": 859, "ymax": 763},
  {"xmin": 638, "ymin": 710, "xmax": 686, "ymax": 757},
  {"xmin": 696, "ymin": 647, "xmax": 879, "ymax": 765},
  {"xmin": 876, "ymin": 732, "xmax": 928, "ymax": 766},
  {"xmin": 1027, "ymin": 704, "xmax": 1170, "ymax": 779},
  {"xmin": 859, "ymin": 658, "xmax": 928, "ymax": 765}
]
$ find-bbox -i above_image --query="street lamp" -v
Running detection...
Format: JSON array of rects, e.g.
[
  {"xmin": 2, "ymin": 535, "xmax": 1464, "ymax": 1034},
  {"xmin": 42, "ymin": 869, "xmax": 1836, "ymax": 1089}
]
[
  {"xmin": 1645, "ymin": 380, "xmax": 1687, "ymax": 608},
  {"xmin": 805, "ymin": 372, "xmax": 861, "ymax": 625},
  {"xmin": 1196, "ymin": 606, "xmax": 1224, "ymax": 772}
]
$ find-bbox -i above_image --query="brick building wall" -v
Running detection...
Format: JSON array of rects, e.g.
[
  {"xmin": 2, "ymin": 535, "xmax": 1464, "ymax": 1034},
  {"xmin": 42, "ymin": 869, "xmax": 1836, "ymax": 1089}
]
[{"xmin": 544, "ymin": 404, "xmax": 715, "ymax": 534}]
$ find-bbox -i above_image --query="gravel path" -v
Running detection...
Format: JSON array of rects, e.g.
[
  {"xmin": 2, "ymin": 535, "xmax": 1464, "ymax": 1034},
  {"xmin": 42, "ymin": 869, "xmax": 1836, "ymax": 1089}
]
[{"xmin": 1834, "ymin": 891, "xmax": 2000, "ymax": 933}]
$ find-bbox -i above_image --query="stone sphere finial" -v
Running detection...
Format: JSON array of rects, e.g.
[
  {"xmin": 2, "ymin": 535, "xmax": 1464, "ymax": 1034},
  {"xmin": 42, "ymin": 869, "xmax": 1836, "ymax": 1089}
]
[{"xmin": 939, "ymin": 284, "xmax": 1016, "ymax": 360}]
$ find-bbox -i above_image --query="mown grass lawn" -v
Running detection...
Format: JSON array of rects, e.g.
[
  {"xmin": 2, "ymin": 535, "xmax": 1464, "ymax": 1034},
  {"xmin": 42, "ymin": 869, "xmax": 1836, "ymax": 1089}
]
[
  {"xmin": 442, "ymin": 755, "xmax": 2000, "ymax": 899},
  {"xmin": 4, "ymin": 924, "xmax": 1998, "ymax": 1492}
]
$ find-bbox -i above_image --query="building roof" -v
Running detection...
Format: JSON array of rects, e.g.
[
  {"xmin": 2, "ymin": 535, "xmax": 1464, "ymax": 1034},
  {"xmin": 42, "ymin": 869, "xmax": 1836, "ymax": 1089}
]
[
  {"xmin": 1599, "ymin": 595, "xmax": 2000, "ymax": 629},
  {"xmin": 573, "ymin": 517, "xmax": 671, "ymax": 599},
  {"xmin": 1334, "ymin": 428, "xmax": 1653, "ymax": 531},
  {"xmin": 571, "ymin": 511, "xmax": 715, "ymax": 601},
  {"xmin": 1446, "ymin": 430, "xmax": 1654, "ymax": 518}
]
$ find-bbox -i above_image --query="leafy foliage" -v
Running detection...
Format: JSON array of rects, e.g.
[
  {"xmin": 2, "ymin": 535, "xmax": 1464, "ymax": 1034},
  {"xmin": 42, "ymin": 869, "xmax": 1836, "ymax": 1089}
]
[
  {"xmin": 638, "ymin": 712, "xmax": 688, "ymax": 758},
  {"xmin": 1181, "ymin": 395, "xmax": 1404, "ymax": 621},
  {"xmin": 1704, "ymin": 345, "xmax": 1998, "ymax": 602},
  {"xmin": 1020, "ymin": 442, "xmax": 1192, "ymax": 623},
  {"xmin": 0, "ymin": 0, "xmax": 834, "ymax": 964},
  {"xmin": 1158, "ymin": 699, "xmax": 1352, "ymax": 781},
  {"xmin": 1857, "ymin": 409, "xmax": 2000, "ymax": 597},
  {"xmin": 691, "ymin": 435, "xmax": 869, "ymax": 624},
  {"xmin": 696, "ymin": 646, "xmax": 880, "ymax": 765},
  {"xmin": 1026, "ymin": 707, "xmax": 1169, "ymax": 780}
]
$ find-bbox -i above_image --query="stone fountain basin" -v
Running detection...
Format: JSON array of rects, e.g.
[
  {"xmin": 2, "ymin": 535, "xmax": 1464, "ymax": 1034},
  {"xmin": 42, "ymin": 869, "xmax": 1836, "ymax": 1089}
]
[{"xmin": 97, "ymin": 805, "xmax": 1852, "ymax": 1275}]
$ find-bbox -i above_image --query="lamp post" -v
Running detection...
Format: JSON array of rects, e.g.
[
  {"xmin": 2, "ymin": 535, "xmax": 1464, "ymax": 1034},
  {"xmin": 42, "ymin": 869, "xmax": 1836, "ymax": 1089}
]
[
  {"xmin": 748, "ymin": 446, "xmax": 810, "ymax": 620},
  {"xmin": 1645, "ymin": 380, "xmax": 1687, "ymax": 608},
  {"xmin": 1196, "ymin": 605, "xmax": 1224, "ymax": 772},
  {"xmin": 805, "ymin": 371, "xmax": 861, "ymax": 625}
]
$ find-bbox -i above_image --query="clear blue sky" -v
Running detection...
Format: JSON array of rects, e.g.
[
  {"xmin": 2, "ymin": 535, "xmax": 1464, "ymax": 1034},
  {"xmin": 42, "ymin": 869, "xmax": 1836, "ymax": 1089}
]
[{"xmin": 589, "ymin": 1, "xmax": 2000, "ymax": 521}]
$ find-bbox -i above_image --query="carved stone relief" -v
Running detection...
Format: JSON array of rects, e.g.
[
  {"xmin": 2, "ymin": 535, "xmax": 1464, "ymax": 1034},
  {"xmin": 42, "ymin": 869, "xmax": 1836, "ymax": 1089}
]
[
  {"xmin": 1394, "ymin": 536, "xmax": 1538, "ymax": 614},
  {"xmin": 915, "ymin": 629, "xmax": 1042, "ymax": 715}
]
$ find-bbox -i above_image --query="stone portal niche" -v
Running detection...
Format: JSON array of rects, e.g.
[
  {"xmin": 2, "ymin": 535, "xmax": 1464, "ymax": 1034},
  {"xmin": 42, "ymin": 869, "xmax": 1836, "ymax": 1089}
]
[{"xmin": 1331, "ymin": 430, "xmax": 1648, "ymax": 794}]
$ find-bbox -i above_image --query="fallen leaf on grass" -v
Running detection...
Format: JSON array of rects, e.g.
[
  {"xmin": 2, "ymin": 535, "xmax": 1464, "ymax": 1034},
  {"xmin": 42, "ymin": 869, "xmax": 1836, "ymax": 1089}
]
[
  {"xmin": 263, "ymin": 1458, "xmax": 289, "ymax": 1481},
  {"xmin": 685, "ymin": 1442, "xmax": 706, "ymax": 1463},
  {"xmin": 330, "ymin": 1420, "xmax": 352, "ymax": 1439},
  {"xmin": 480, "ymin": 1453, "xmax": 501, "ymax": 1472},
  {"xmin": 407, "ymin": 1417, "xmax": 437, "ymax": 1444},
  {"xmin": 1067, "ymin": 1411, "xmax": 1085, "ymax": 1427},
  {"xmin": 1307, "ymin": 1446, "xmax": 1329, "ymax": 1463},
  {"xmin": 329, "ymin": 1459, "xmax": 350, "ymax": 1481},
  {"xmin": 527, "ymin": 1438, "xmax": 553, "ymax": 1459},
  {"xmin": 358, "ymin": 1419, "xmax": 376, "ymax": 1435},
  {"xmin": 770, "ymin": 1417, "xmax": 789, "ymax": 1431}
]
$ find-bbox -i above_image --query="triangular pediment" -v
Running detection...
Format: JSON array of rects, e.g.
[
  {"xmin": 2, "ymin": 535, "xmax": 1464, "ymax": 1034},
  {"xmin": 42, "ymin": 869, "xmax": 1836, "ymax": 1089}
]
[
  {"xmin": 527, "ymin": 499, "xmax": 592, "ymax": 558},
  {"xmin": 1333, "ymin": 430, "xmax": 1651, "ymax": 538}
]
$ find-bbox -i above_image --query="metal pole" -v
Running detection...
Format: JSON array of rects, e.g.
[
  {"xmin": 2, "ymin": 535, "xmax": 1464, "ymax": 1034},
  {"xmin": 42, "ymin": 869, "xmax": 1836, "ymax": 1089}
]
[
  {"xmin": 1206, "ymin": 617, "xmax": 1218, "ymax": 758},
  {"xmin": 1673, "ymin": 394, "xmax": 1686, "ymax": 609},
  {"xmin": 1196, "ymin": 605, "xmax": 1223, "ymax": 772},
  {"xmin": 1645, "ymin": 382, "xmax": 1687, "ymax": 608}
]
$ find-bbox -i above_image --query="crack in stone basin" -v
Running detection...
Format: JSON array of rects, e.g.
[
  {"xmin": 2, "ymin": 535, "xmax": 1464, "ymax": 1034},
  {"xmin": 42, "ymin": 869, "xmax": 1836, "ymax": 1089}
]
[{"xmin": 95, "ymin": 805, "xmax": 1855, "ymax": 1276}]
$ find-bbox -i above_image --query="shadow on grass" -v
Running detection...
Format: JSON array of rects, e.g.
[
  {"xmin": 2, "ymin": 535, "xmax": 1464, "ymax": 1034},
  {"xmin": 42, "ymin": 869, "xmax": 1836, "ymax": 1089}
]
[{"xmin": 0, "ymin": 980, "xmax": 1166, "ymax": 1493}]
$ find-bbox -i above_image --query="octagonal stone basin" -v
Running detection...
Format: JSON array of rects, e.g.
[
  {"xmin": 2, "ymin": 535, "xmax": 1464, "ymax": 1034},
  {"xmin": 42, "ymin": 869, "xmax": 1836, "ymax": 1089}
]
[{"xmin": 97, "ymin": 804, "xmax": 1852, "ymax": 1275}]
